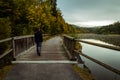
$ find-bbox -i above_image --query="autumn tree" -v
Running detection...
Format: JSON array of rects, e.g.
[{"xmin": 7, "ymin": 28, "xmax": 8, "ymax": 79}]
[{"xmin": 0, "ymin": 0, "xmax": 81, "ymax": 37}]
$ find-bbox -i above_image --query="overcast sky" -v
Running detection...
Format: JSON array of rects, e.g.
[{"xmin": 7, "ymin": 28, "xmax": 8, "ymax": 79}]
[{"xmin": 57, "ymin": 0, "xmax": 120, "ymax": 27}]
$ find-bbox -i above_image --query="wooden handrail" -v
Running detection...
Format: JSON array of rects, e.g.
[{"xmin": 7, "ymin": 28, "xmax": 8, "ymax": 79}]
[
  {"xmin": 0, "ymin": 49, "xmax": 13, "ymax": 59},
  {"xmin": 74, "ymin": 50, "xmax": 120, "ymax": 75},
  {"xmin": 0, "ymin": 34, "xmax": 50, "ymax": 59},
  {"xmin": 63, "ymin": 35, "xmax": 120, "ymax": 76},
  {"xmin": 76, "ymin": 39, "xmax": 120, "ymax": 51},
  {"xmin": 0, "ymin": 35, "xmax": 34, "ymax": 43},
  {"xmin": 0, "ymin": 34, "xmax": 47, "ymax": 68},
  {"xmin": 0, "ymin": 38, "xmax": 12, "ymax": 43},
  {"xmin": 63, "ymin": 35, "xmax": 76, "ymax": 60},
  {"xmin": 0, "ymin": 35, "xmax": 35, "ymax": 64},
  {"xmin": 63, "ymin": 34, "xmax": 74, "ymax": 40},
  {"xmin": 14, "ymin": 35, "xmax": 34, "ymax": 40},
  {"xmin": 0, "ymin": 34, "xmax": 49, "ymax": 43}
]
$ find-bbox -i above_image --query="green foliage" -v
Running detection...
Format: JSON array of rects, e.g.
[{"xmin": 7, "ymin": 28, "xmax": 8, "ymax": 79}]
[
  {"xmin": 75, "ymin": 42, "xmax": 82, "ymax": 51},
  {"xmin": 0, "ymin": 18, "xmax": 11, "ymax": 54},
  {"xmin": 73, "ymin": 65, "xmax": 96, "ymax": 80},
  {"xmin": 68, "ymin": 24, "xmax": 89, "ymax": 33},
  {"xmin": 87, "ymin": 22, "xmax": 120, "ymax": 34},
  {"xmin": 0, "ymin": 0, "xmax": 14, "ymax": 18},
  {"xmin": 0, "ymin": 18, "xmax": 11, "ymax": 39},
  {"xmin": 0, "ymin": 0, "xmax": 82, "ymax": 37}
]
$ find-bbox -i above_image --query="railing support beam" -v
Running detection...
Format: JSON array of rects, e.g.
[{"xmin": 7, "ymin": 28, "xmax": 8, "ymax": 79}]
[{"xmin": 12, "ymin": 37, "xmax": 16, "ymax": 60}]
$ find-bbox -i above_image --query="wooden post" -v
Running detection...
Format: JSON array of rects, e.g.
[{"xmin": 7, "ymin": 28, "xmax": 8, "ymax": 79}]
[
  {"xmin": 71, "ymin": 39, "xmax": 76, "ymax": 60},
  {"xmin": 12, "ymin": 37, "xmax": 16, "ymax": 60},
  {"xmin": 26, "ymin": 38, "xmax": 28, "ymax": 50}
]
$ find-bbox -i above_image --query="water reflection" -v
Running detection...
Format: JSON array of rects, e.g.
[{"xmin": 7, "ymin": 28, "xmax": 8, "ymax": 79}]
[
  {"xmin": 79, "ymin": 56, "xmax": 120, "ymax": 80},
  {"xmin": 81, "ymin": 39, "xmax": 117, "ymax": 47},
  {"xmin": 78, "ymin": 34, "xmax": 120, "ymax": 47},
  {"xmin": 78, "ymin": 40, "xmax": 120, "ymax": 80},
  {"xmin": 81, "ymin": 42, "xmax": 120, "ymax": 70}
]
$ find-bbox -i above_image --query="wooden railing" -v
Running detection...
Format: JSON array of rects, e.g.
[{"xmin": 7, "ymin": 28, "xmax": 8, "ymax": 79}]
[
  {"xmin": 78, "ymin": 39, "xmax": 120, "ymax": 51},
  {"xmin": 13, "ymin": 35, "xmax": 34, "ymax": 56},
  {"xmin": 63, "ymin": 35, "xmax": 120, "ymax": 75},
  {"xmin": 63, "ymin": 35, "xmax": 83, "ymax": 63},
  {"xmin": 63, "ymin": 35, "xmax": 75, "ymax": 58},
  {"xmin": 0, "ymin": 38, "xmax": 13, "ymax": 68},
  {"xmin": 0, "ymin": 35, "xmax": 35, "ymax": 68}
]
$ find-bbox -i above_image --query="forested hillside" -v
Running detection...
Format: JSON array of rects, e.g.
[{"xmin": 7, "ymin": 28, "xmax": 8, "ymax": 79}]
[
  {"xmin": 87, "ymin": 22, "xmax": 120, "ymax": 34},
  {"xmin": 0, "ymin": 0, "xmax": 79, "ymax": 40},
  {"xmin": 68, "ymin": 24, "xmax": 89, "ymax": 33}
]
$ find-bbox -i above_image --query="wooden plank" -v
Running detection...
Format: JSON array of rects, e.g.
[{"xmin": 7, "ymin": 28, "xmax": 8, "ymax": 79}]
[
  {"xmin": 0, "ymin": 49, "xmax": 13, "ymax": 59},
  {"xmin": 14, "ymin": 35, "xmax": 34, "ymax": 40},
  {"xmin": 63, "ymin": 35, "xmax": 74, "ymax": 40},
  {"xmin": 14, "ymin": 34, "xmax": 48, "ymax": 40},
  {"xmin": 12, "ymin": 60, "xmax": 77, "ymax": 64},
  {"xmin": 0, "ymin": 38, "xmax": 12, "ymax": 43}
]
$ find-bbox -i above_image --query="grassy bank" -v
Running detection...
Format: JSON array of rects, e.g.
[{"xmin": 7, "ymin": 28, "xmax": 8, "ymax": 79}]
[
  {"xmin": 0, "ymin": 65, "xmax": 13, "ymax": 80},
  {"xmin": 73, "ymin": 64, "xmax": 96, "ymax": 80}
]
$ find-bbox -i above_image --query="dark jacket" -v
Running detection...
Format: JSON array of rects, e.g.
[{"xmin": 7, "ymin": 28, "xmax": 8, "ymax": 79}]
[{"xmin": 34, "ymin": 31, "xmax": 43, "ymax": 43}]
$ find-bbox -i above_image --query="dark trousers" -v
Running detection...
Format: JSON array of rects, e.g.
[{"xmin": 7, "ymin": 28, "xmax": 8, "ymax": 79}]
[{"xmin": 36, "ymin": 42, "xmax": 42, "ymax": 55}]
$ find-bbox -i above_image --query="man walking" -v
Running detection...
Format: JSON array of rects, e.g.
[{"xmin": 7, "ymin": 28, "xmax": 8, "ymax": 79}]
[{"xmin": 34, "ymin": 27, "xmax": 43, "ymax": 56}]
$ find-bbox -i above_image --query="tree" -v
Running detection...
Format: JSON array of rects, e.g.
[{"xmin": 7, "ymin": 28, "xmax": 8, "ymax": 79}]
[
  {"xmin": 0, "ymin": 0, "xmax": 14, "ymax": 18},
  {"xmin": 0, "ymin": 0, "xmax": 82, "ymax": 37},
  {"xmin": 0, "ymin": 18, "xmax": 11, "ymax": 54}
]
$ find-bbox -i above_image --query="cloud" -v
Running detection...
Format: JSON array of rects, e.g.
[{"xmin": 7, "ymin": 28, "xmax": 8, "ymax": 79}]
[
  {"xmin": 69, "ymin": 20, "xmax": 115, "ymax": 27},
  {"xmin": 57, "ymin": 0, "xmax": 120, "ymax": 27}
]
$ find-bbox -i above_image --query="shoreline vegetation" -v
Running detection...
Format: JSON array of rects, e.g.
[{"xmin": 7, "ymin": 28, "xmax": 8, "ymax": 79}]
[
  {"xmin": 74, "ymin": 38, "xmax": 97, "ymax": 80},
  {"xmin": 73, "ymin": 64, "xmax": 96, "ymax": 80},
  {"xmin": 74, "ymin": 35, "xmax": 97, "ymax": 80}
]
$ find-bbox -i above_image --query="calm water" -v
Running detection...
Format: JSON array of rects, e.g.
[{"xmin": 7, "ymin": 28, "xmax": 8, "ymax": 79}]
[
  {"xmin": 79, "ymin": 39, "xmax": 120, "ymax": 80},
  {"xmin": 77, "ymin": 34, "xmax": 120, "ymax": 47}
]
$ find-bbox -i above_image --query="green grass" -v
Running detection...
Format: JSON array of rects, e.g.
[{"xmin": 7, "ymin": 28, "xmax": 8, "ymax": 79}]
[
  {"xmin": 0, "ymin": 65, "xmax": 13, "ymax": 80},
  {"xmin": 73, "ymin": 64, "xmax": 96, "ymax": 80},
  {"xmin": 75, "ymin": 42, "xmax": 82, "ymax": 51}
]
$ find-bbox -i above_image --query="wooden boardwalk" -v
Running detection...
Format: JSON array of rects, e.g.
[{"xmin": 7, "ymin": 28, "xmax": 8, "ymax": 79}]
[
  {"xmin": 15, "ymin": 36, "xmax": 68, "ymax": 61},
  {"xmin": 4, "ymin": 36, "xmax": 81, "ymax": 80}
]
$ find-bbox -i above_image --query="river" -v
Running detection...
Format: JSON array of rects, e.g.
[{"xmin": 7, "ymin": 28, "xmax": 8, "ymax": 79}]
[{"xmin": 79, "ymin": 39, "xmax": 120, "ymax": 80}]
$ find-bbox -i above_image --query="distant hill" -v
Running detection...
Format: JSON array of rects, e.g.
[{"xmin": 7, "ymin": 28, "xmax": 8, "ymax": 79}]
[
  {"xmin": 68, "ymin": 24, "xmax": 90, "ymax": 33},
  {"xmin": 83, "ymin": 22, "xmax": 120, "ymax": 34}
]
